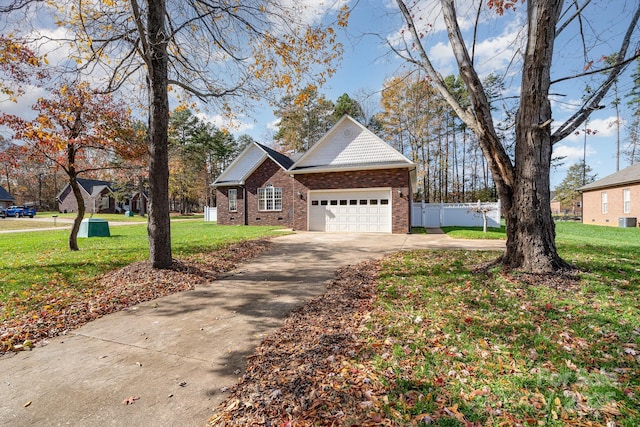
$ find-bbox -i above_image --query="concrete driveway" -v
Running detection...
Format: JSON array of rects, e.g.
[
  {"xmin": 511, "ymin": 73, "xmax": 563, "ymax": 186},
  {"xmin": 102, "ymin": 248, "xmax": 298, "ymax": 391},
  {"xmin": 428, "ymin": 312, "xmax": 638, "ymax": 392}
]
[{"xmin": 0, "ymin": 231, "xmax": 504, "ymax": 427}]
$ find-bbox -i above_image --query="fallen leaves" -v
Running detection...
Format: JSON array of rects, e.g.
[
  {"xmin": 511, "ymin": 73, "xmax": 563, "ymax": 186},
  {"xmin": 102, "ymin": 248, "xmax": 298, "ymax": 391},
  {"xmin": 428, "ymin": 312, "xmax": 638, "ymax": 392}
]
[
  {"xmin": 209, "ymin": 249, "xmax": 638, "ymax": 426},
  {"xmin": 209, "ymin": 260, "xmax": 385, "ymax": 426},
  {"xmin": 122, "ymin": 395, "xmax": 140, "ymax": 405},
  {"xmin": 1, "ymin": 239, "xmax": 272, "ymax": 353}
]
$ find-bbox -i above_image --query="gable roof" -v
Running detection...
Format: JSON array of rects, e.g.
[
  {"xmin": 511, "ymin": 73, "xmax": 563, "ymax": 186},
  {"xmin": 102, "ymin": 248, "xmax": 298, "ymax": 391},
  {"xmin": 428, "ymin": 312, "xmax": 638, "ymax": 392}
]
[
  {"xmin": 76, "ymin": 178, "xmax": 114, "ymax": 196},
  {"xmin": 213, "ymin": 142, "xmax": 294, "ymax": 187},
  {"xmin": 289, "ymin": 115, "xmax": 414, "ymax": 174},
  {"xmin": 579, "ymin": 162, "xmax": 640, "ymax": 192},
  {"xmin": 0, "ymin": 185, "xmax": 15, "ymax": 201}
]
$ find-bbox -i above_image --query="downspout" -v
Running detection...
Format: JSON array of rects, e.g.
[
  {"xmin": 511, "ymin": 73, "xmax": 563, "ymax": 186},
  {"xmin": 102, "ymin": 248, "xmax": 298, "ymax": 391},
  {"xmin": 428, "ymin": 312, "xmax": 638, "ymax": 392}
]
[
  {"xmin": 291, "ymin": 174, "xmax": 295, "ymax": 230},
  {"xmin": 243, "ymin": 186, "xmax": 248, "ymax": 225}
]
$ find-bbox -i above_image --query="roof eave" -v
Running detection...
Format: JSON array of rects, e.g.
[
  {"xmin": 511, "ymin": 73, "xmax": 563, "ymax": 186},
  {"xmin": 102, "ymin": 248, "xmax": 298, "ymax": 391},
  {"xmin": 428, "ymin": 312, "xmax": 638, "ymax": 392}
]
[
  {"xmin": 212, "ymin": 180, "xmax": 244, "ymax": 188},
  {"xmin": 289, "ymin": 162, "xmax": 414, "ymax": 175},
  {"xmin": 580, "ymin": 179, "xmax": 640, "ymax": 192}
]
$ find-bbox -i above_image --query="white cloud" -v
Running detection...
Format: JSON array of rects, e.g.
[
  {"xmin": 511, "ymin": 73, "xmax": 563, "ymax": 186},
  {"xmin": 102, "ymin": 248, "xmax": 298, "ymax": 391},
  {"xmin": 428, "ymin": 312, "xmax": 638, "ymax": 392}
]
[
  {"xmin": 267, "ymin": 119, "xmax": 281, "ymax": 131},
  {"xmin": 553, "ymin": 144, "xmax": 592, "ymax": 163},
  {"xmin": 198, "ymin": 113, "xmax": 255, "ymax": 135},
  {"xmin": 558, "ymin": 115, "xmax": 620, "ymax": 143}
]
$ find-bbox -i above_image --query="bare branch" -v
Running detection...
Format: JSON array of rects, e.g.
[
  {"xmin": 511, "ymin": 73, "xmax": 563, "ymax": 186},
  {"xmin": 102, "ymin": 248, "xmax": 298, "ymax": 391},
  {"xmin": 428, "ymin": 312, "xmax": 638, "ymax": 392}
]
[
  {"xmin": 552, "ymin": 1, "xmax": 640, "ymax": 143},
  {"xmin": 556, "ymin": 0, "xmax": 592, "ymax": 36}
]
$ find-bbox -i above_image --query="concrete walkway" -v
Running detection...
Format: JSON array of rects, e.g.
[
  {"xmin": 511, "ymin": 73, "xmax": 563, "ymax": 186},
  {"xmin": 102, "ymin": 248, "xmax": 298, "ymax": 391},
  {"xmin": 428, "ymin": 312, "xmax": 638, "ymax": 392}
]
[{"xmin": 0, "ymin": 232, "xmax": 504, "ymax": 427}]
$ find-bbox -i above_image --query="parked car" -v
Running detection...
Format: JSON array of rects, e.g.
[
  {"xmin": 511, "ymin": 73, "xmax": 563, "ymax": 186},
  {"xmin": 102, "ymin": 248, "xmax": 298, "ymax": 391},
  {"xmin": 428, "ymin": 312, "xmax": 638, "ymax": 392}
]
[
  {"xmin": 5, "ymin": 205, "xmax": 24, "ymax": 217},
  {"xmin": 0, "ymin": 207, "xmax": 6, "ymax": 218},
  {"xmin": 22, "ymin": 206, "xmax": 36, "ymax": 218},
  {"xmin": 5, "ymin": 205, "xmax": 36, "ymax": 218}
]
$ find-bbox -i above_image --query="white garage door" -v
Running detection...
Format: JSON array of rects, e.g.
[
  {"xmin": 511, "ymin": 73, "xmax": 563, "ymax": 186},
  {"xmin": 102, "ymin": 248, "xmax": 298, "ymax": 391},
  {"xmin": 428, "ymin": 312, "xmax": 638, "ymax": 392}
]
[{"xmin": 308, "ymin": 189, "xmax": 392, "ymax": 232}]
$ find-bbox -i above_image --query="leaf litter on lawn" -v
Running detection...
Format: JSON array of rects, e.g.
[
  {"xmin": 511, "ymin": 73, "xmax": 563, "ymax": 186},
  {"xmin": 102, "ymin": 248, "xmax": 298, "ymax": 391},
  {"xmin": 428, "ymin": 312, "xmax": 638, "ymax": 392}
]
[
  {"xmin": 209, "ymin": 260, "xmax": 389, "ymax": 427},
  {"xmin": 0, "ymin": 239, "xmax": 272, "ymax": 354},
  {"xmin": 210, "ymin": 249, "xmax": 639, "ymax": 426}
]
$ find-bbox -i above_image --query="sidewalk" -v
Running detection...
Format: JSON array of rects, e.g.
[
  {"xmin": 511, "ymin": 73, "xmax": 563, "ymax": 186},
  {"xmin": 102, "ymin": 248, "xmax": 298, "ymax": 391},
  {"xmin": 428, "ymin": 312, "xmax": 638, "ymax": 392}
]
[{"xmin": 0, "ymin": 232, "xmax": 504, "ymax": 426}]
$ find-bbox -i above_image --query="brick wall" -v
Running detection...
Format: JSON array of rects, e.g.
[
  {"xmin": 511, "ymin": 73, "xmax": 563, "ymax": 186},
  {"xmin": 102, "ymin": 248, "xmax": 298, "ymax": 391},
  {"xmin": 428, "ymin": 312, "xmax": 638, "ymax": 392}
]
[
  {"xmin": 582, "ymin": 183, "xmax": 640, "ymax": 226},
  {"xmin": 292, "ymin": 168, "xmax": 411, "ymax": 233},
  {"xmin": 216, "ymin": 158, "xmax": 294, "ymax": 227},
  {"xmin": 216, "ymin": 185, "xmax": 245, "ymax": 225}
]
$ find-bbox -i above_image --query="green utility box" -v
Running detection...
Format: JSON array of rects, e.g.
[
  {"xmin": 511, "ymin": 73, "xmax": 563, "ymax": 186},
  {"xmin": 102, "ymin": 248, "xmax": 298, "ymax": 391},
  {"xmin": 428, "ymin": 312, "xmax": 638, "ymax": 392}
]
[
  {"xmin": 78, "ymin": 218, "xmax": 111, "ymax": 238},
  {"xmin": 124, "ymin": 210, "xmax": 134, "ymax": 217}
]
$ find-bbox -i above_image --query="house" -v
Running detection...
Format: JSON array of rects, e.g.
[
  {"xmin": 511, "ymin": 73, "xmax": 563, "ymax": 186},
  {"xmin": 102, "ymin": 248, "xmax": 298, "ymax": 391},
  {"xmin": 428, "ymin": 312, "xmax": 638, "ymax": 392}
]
[
  {"xmin": 0, "ymin": 185, "xmax": 15, "ymax": 209},
  {"xmin": 550, "ymin": 191, "xmax": 582, "ymax": 218},
  {"xmin": 57, "ymin": 178, "xmax": 117, "ymax": 214},
  {"xmin": 213, "ymin": 115, "xmax": 416, "ymax": 233},
  {"xmin": 579, "ymin": 162, "xmax": 640, "ymax": 227}
]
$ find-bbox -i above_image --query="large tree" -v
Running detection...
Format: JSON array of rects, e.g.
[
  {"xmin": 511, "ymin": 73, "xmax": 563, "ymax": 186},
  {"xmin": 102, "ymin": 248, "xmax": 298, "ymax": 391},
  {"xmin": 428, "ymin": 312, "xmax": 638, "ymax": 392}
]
[
  {"xmin": 393, "ymin": 0, "xmax": 640, "ymax": 273},
  {"xmin": 0, "ymin": 81, "xmax": 140, "ymax": 250},
  {"xmin": 274, "ymin": 86, "xmax": 336, "ymax": 152},
  {"xmin": 42, "ymin": 0, "xmax": 347, "ymax": 268}
]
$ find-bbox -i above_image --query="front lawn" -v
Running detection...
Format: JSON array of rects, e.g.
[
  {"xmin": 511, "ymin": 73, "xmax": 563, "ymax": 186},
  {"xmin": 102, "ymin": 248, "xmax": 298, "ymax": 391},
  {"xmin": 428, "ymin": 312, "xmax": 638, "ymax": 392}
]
[{"xmin": 213, "ymin": 223, "xmax": 640, "ymax": 426}]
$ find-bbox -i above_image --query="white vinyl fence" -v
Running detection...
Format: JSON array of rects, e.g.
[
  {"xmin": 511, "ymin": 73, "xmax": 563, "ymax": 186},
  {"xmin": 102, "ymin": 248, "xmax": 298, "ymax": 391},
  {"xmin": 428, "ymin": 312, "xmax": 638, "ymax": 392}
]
[
  {"xmin": 411, "ymin": 201, "xmax": 501, "ymax": 228},
  {"xmin": 204, "ymin": 206, "xmax": 217, "ymax": 222}
]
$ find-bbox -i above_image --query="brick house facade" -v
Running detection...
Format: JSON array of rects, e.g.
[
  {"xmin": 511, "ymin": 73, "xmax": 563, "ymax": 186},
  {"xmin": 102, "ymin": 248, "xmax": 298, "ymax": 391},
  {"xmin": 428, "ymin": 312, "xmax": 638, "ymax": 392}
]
[
  {"xmin": 214, "ymin": 116, "xmax": 415, "ymax": 233},
  {"xmin": 580, "ymin": 163, "xmax": 640, "ymax": 227}
]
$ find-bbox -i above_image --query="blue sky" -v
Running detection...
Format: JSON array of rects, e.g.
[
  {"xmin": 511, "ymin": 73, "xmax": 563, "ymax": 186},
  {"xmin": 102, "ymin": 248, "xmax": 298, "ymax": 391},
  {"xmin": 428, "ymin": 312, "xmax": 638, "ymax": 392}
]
[
  {"xmin": 2, "ymin": 0, "xmax": 639, "ymax": 189},
  {"xmin": 219, "ymin": 0, "xmax": 640, "ymax": 188}
]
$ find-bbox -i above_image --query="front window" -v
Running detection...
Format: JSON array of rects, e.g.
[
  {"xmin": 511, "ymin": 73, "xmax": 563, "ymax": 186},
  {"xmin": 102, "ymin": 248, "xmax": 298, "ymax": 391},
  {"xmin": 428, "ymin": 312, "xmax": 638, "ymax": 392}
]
[
  {"xmin": 100, "ymin": 196, "xmax": 110, "ymax": 210},
  {"xmin": 623, "ymin": 189, "xmax": 631, "ymax": 214},
  {"xmin": 228, "ymin": 189, "xmax": 237, "ymax": 212},
  {"xmin": 258, "ymin": 186, "xmax": 282, "ymax": 211},
  {"xmin": 601, "ymin": 192, "xmax": 608, "ymax": 214}
]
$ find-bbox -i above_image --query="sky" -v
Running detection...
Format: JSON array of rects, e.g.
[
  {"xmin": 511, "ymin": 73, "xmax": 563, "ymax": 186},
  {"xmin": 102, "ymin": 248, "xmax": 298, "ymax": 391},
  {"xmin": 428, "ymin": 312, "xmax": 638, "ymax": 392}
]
[{"xmin": 1, "ymin": 0, "xmax": 639, "ymax": 189}]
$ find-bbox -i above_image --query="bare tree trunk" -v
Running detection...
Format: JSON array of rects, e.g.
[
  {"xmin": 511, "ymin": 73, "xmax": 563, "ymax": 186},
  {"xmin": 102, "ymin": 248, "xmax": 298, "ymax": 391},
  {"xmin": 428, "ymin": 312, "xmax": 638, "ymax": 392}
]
[
  {"xmin": 501, "ymin": 0, "xmax": 570, "ymax": 272},
  {"xmin": 139, "ymin": 175, "xmax": 146, "ymax": 216},
  {"xmin": 147, "ymin": 0, "xmax": 172, "ymax": 269},
  {"xmin": 68, "ymin": 174, "xmax": 85, "ymax": 251}
]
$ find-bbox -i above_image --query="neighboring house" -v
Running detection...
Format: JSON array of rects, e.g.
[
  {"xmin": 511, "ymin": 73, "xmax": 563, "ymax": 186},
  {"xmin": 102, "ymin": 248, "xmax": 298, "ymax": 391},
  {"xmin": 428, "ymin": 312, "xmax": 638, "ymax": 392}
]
[
  {"xmin": 579, "ymin": 162, "xmax": 640, "ymax": 227},
  {"xmin": 213, "ymin": 115, "xmax": 416, "ymax": 233},
  {"xmin": 57, "ymin": 178, "xmax": 117, "ymax": 214},
  {"xmin": 0, "ymin": 185, "xmax": 15, "ymax": 209},
  {"xmin": 550, "ymin": 191, "xmax": 582, "ymax": 218},
  {"xmin": 116, "ymin": 190, "xmax": 149, "ymax": 214}
]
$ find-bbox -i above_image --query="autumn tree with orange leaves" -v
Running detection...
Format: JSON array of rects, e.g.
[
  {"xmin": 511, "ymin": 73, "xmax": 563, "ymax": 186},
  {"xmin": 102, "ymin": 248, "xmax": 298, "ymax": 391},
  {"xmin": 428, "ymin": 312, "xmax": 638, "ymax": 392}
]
[
  {"xmin": 35, "ymin": 0, "xmax": 349, "ymax": 269},
  {"xmin": 0, "ymin": 34, "xmax": 46, "ymax": 102},
  {"xmin": 0, "ymin": 82, "xmax": 144, "ymax": 250}
]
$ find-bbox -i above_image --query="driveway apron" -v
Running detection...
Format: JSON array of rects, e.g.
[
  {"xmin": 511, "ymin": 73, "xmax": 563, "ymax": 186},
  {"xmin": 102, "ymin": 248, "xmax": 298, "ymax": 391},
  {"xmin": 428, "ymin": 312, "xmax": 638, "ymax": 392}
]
[{"xmin": 0, "ymin": 231, "xmax": 504, "ymax": 427}]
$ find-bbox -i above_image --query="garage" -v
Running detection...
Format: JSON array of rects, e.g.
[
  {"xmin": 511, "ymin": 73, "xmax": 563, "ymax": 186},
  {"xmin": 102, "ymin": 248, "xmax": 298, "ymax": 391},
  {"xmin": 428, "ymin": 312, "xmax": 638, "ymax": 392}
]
[{"xmin": 308, "ymin": 189, "xmax": 392, "ymax": 232}]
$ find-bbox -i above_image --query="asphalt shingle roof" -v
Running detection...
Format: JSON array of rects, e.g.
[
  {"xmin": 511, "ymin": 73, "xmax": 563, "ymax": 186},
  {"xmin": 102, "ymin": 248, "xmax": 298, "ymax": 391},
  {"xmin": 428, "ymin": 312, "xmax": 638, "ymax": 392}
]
[
  {"xmin": 0, "ymin": 185, "xmax": 15, "ymax": 201},
  {"xmin": 76, "ymin": 178, "xmax": 114, "ymax": 195},
  {"xmin": 579, "ymin": 162, "xmax": 640, "ymax": 191}
]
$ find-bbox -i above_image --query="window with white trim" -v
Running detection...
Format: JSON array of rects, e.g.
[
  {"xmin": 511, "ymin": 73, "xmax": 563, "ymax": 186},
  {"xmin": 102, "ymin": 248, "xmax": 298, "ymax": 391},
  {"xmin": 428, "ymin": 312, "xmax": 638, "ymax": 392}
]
[
  {"xmin": 258, "ymin": 186, "xmax": 282, "ymax": 211},
  {"xmin": 228, "ymin": 189, "xmax": 237, "ymax": 212},
  {"xmin": 601, "ymin": 191, "xmax": 608, "ymax": 214},
  {"xmin": 623, "ymin": 189, "xmax": 631, "ymax": 214}
]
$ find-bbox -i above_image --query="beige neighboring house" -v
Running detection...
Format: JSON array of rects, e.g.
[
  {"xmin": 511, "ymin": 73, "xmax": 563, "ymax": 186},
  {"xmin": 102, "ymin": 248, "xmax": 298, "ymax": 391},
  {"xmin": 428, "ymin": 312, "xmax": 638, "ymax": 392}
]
[
  {"xmin": 579, "ymin": 163, "xmax": 640, "ymax": 227},
  {"xmin": 57, "ymin": 178, "xmax": 116, "ymax": 214}
]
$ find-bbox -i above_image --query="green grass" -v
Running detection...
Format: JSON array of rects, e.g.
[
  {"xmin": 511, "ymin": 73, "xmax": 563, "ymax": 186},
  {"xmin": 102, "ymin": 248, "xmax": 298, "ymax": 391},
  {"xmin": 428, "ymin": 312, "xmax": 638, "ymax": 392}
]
[
  {"xmin": 356, "ymin": 222, "xmax": 640, "ymax": 425},
  {"xmin": 441, "ymin": 225, "xmax": 506, "ymax": 239},
  {"xmin": 0, "ymin": 223, "xmax": 282, "ymax": 308},
  {"xmin": 34, "ymin": 212, "xmax": 204, "ymax": 221}
]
